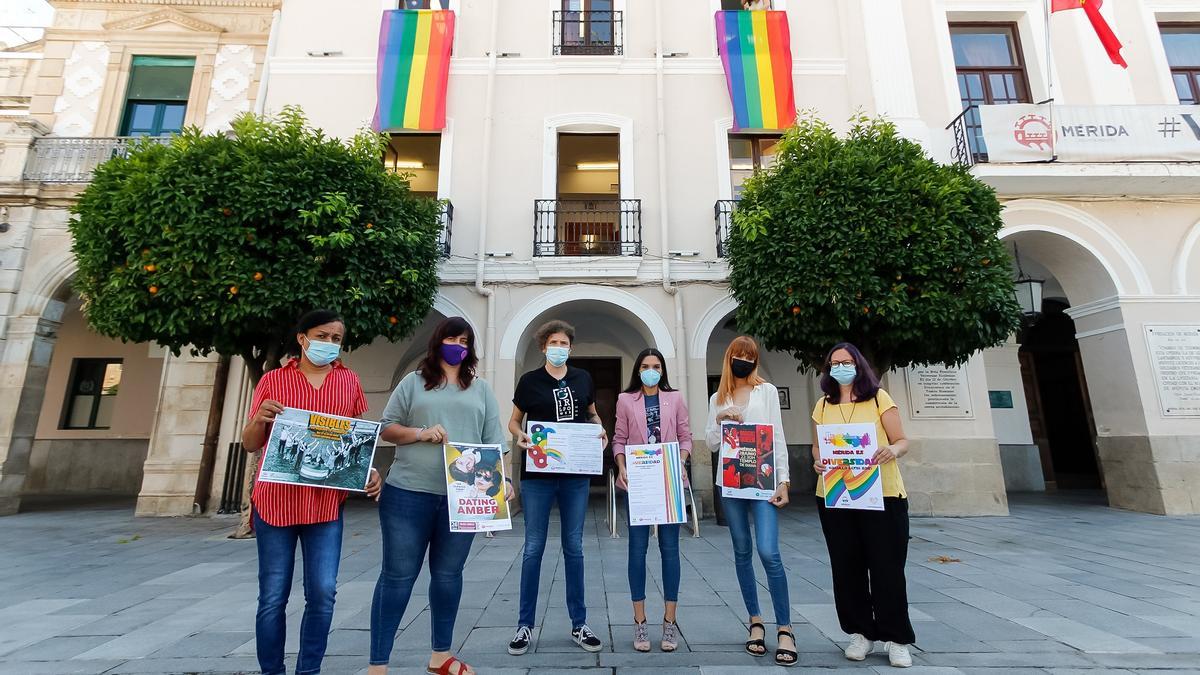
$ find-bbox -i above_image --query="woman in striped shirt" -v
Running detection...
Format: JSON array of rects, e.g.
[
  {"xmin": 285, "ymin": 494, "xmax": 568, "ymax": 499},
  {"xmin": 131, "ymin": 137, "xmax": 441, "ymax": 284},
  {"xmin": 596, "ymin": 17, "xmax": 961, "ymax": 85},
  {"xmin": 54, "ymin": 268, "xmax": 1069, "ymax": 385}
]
[{"xmin": 242, "ymin": 309, "xmax": 382, "ymax": 675}]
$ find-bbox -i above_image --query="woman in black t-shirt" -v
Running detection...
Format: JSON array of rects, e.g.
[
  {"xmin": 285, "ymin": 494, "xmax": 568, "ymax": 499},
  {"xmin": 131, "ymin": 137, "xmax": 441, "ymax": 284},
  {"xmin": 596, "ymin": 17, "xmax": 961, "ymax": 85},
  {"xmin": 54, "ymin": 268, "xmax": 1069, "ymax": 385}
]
[{"xmin": 505, "ymin": 320, "xmax": 607, "ymax": 655}]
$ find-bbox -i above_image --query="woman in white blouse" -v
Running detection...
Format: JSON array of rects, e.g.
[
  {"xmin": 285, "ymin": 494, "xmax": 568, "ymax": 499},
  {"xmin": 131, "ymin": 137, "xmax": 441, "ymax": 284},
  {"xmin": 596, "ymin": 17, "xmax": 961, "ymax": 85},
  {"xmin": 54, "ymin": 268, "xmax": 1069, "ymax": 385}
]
[{"xmin": 704, "ymin": 335, "xmax": 795, "ymax": 666}]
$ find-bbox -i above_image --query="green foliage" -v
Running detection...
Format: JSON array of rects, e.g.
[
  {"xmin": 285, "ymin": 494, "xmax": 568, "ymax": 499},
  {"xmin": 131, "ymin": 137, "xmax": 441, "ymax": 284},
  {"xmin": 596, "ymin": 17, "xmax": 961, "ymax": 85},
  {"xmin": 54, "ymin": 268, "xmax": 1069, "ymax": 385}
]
[
  {"xmin": 727, "ymin": 114, "xmax": 1022, "ymax": 373},
  {"xmin": 70, "ymin": 107, "xmax": 442, "ymax": 382}
]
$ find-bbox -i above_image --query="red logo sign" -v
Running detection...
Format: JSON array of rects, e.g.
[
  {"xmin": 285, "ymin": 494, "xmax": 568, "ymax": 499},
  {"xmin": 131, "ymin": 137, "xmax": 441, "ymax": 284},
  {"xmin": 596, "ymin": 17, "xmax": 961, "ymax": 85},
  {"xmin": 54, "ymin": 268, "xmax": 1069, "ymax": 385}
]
[{"xmin": 1013, "ymin": 114, "xmax": 1053, "ymax": 151}]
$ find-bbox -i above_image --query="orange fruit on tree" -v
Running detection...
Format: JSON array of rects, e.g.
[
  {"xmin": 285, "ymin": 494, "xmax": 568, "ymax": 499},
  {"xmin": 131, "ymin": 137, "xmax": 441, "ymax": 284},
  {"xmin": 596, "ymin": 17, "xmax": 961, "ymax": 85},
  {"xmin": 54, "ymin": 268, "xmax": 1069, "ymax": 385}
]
[
  {"xmin": 229, "ymin": 285, "xmax": 239, "ymax": 295},
  {"xmin": 791, "ymin": 306, "xmax": 801, "ymax": 316},
  {"xmin": 148, "ymin": 285, "xmax": 158, "ymax": 294},
  {"xmin": 222, "ymin": 207, "xmax": 233, "ymax": 217},
  {"xmin": 144, "ymin": 264, "xmax": 156, "ymax": 272},
  {"xmin": 253, "ymin": 272, "xmax": 264, "ymax": 281},
  {"xmin": 388, "ymin": 316, "xmax": 399, "ymax": 325},
  {"xmin": 366, "ymin": 222, "xmax": 374, "ymax": 229}
]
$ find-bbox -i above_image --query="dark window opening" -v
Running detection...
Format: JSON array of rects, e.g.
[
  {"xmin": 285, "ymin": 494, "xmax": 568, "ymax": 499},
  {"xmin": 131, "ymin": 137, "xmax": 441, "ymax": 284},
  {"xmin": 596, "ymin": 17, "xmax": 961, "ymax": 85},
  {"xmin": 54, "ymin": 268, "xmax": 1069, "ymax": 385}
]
[
  {"xmin": 949, "ymin": 23, "xmax": 1031, "ymax": 160},
  {"xmin": 119, "ymin": 56, "xmax": 195, "ymax": 137},
  {"xmin": 62, "ymin": 358, "xmax": 123, "ymax": 430}
]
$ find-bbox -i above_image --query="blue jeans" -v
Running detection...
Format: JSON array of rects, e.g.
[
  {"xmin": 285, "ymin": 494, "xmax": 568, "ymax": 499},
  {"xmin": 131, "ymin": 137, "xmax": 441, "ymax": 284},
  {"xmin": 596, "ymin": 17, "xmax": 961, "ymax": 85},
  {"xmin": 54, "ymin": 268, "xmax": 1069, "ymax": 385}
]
[
  {"xmin": 370, "ymin": 485, "xmax": 475, "ymax": 663},
  {"xmin": 627, "ymin": 519, "xmax": 681, "ymax": 603},
  {"xmin": 254, "ymin": 508, "xmax": 344, "ymax": 675},
  {"xmin": 720, "ymin": 494, "xmax": 791, "ymax": 626},
  {"xmin": 518, "ymin": 476, "xmax": 590, "ymax": 628}
]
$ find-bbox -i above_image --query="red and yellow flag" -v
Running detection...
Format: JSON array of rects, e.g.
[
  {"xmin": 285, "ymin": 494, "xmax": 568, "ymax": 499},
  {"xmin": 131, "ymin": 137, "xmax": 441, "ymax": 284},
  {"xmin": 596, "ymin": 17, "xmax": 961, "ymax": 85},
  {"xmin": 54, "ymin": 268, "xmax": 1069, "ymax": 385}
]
[{"xmin": 1051, "ymin": 0, "xmax": 1127, "ymax": 68}]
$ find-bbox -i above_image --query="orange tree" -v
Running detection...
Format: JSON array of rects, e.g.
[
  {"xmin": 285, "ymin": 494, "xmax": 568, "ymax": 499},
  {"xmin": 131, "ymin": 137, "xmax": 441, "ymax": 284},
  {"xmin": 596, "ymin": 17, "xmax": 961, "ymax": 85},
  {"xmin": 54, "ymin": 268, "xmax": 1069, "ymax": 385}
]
[
  {"xmin": 728, "ymin": 115, "xmax": 1021, "ymax": 373},
  {"xmin": 70, "ymin": 107, "xmax": 441, "ymax": 384}
]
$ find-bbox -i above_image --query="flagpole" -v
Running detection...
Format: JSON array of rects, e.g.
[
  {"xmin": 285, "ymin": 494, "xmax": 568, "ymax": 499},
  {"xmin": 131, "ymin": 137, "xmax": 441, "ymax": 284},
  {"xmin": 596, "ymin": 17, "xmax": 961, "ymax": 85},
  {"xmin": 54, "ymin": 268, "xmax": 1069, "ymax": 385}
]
[{"xmin": 1043, "ymin": 0, "xmax": 1057, "ymax": 162}]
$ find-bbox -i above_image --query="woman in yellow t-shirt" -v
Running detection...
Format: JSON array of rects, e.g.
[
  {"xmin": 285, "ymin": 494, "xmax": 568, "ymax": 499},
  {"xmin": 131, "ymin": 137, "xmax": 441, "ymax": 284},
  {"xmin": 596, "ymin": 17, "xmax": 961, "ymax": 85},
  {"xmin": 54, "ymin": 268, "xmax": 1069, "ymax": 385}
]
[{"xmin": 810, "ymin": 342, "xmax": 915, "ymax": 669}]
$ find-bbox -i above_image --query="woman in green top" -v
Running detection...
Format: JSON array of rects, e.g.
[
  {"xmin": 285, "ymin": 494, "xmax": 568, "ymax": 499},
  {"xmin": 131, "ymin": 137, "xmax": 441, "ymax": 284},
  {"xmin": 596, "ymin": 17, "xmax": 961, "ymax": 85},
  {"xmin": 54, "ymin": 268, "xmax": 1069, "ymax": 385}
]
[{"xmin": 368, "ymin": 317, "xmax": 507, "ymax": 675}]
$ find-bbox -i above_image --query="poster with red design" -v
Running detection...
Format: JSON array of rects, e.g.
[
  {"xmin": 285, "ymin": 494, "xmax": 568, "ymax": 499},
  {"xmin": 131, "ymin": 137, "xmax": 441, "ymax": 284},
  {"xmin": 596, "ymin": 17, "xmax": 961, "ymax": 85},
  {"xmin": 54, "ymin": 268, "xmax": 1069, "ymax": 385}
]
[
  {"xmin": 719, "ymin": 422, "xmax": 776, "ymax": 500},
  {"xmin": 444, "ymin": 442, "xmax": 511, "ymax": 532}
]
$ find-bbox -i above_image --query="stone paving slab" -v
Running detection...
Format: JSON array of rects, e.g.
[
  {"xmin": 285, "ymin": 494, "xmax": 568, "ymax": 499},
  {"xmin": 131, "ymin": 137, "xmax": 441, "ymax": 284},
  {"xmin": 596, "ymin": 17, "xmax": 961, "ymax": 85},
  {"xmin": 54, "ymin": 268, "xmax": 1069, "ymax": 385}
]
[{"xmin": 0, "ymin": 493, "xmax": 1198, "ymax": 673}]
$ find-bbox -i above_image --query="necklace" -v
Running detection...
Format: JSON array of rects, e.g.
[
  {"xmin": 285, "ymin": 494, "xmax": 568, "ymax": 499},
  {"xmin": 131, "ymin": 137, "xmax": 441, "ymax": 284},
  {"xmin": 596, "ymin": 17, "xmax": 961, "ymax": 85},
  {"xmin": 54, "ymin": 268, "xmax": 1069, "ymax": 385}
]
[{"xmin": 837, "ymin": 398, "xmax": 858, "ymax": 424}]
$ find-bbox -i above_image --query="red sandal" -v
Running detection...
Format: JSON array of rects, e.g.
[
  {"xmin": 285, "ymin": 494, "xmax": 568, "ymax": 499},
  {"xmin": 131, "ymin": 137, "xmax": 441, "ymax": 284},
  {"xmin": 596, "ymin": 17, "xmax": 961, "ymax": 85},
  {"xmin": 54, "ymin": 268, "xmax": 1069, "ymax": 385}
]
[{"xmin": 426, "ymin": 656, "xmax": 472, "ymax": 675}]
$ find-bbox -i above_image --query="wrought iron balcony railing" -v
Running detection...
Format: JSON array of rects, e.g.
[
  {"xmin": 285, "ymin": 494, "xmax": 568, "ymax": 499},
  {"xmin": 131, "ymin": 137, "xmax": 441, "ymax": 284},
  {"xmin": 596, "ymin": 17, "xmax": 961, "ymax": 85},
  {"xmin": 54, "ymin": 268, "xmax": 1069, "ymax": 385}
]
[
  {"xmin": 947, "ymin": 105, "xmax": 982, "ymax": 167},
  {"xmin": 715, "ymin": 199, "xmax": 736, "ymax": 257},
  {"xmin": 22, "ymin": 136, "xmax": 170, "ymax": 182},
  {"xmin": 553, "ymin": 10, "xmax": 623, "ymax": 56},
  {"xmin": 533, "ymin": 199, "xmax": 642, "ymax": 257},
  {"xmin": 437, "ymin": 200, "xmax": 452, "ymax": 258}
]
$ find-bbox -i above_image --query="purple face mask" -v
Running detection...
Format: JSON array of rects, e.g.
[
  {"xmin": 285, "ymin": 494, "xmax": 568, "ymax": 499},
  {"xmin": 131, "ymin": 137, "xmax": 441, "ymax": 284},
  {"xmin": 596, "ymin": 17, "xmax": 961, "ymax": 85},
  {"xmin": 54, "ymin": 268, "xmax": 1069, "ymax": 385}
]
[{"xmin": 441, "ymin": 343, "xmax": 468, "ymax": 366}]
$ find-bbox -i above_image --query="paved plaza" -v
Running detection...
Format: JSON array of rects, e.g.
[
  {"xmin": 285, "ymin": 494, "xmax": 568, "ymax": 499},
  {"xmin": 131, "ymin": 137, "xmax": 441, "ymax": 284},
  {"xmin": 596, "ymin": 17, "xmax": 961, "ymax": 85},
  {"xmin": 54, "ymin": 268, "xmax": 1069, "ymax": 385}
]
[{"xmin": 1, "ymin": 492, "xmax": 1198, "ymax": 675}]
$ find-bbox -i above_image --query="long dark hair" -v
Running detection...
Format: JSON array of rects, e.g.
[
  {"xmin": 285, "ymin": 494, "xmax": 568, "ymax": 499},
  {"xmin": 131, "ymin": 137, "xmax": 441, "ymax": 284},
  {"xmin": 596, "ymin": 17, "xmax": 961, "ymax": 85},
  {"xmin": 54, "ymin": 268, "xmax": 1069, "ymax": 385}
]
[
  {"xmin": 288, "ymin": 309, "xmax": 344, "ymax": 357},
  {"xmin": 623, "ymin": 348, "xmax": 675, "ymax": 394},
  {"xmin": 417, "ymin": 316, "xmax": 478, "ymax": 390},
  {"xmin": 819, "ymin": 342, "xmax": 881, "ymax": 404}
]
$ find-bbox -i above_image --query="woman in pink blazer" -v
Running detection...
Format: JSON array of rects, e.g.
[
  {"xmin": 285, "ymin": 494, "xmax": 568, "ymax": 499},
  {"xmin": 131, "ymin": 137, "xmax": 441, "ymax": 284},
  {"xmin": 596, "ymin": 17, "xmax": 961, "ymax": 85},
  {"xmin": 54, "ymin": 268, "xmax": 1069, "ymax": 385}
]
[{"xmin": 613, "ymin": 348, "xmax": 692, "ymax": 654}]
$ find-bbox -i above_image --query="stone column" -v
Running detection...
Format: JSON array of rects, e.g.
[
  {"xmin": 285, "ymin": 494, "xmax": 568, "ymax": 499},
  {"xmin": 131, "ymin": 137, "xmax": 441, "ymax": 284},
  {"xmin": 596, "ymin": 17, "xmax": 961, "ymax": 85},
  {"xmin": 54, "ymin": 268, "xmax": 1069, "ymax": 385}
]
[
  {"xmin": 0, "ymin": 314, "xmax": 62, "ymax": 515},
  {"xmin": 135, "ymin": 351, "xmax": 221, "ymax": 516},
  {"xmin": 890, "ymin": 354, "xmax": 1011, "ymax": 516},
  {"xmin": 1073, "ymin": 300, "xmax": 1200, "ymax": 515}
]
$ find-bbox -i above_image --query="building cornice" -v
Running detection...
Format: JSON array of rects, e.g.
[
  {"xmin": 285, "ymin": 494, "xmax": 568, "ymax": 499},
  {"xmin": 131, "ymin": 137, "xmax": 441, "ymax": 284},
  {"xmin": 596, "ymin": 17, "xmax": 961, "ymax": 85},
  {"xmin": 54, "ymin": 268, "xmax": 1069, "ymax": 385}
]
[
  {"xmin": 103, "ymin": 8, "xmax": 227, "ymax": 33},
  {"xmin": 51, "ymin": 0, "xmax": 279, "ymax": 8}
]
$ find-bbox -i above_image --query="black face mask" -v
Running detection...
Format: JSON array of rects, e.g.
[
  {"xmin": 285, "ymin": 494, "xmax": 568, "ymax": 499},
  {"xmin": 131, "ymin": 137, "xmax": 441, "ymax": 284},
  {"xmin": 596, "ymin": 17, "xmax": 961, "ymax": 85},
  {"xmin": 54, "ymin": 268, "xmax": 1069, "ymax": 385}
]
[{"xmin": 731, "ymin": 358, "xmax": 756, "ymax": 379}]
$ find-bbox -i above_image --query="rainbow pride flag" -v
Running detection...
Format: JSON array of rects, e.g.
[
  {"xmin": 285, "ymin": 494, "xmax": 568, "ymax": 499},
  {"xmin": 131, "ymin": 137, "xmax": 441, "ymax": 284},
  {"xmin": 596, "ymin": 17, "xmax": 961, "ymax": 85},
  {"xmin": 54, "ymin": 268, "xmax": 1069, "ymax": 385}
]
[
  {"xmin": 823, "ymin": 466, "xmax": 882, "ymax": 508},
  {"xmin": 715, "ymin": 11, "xmax": 796, "ymax": 131},
  {"xmin": 374, "ymin": 9, "xmax": 455, "ymax": 132}
]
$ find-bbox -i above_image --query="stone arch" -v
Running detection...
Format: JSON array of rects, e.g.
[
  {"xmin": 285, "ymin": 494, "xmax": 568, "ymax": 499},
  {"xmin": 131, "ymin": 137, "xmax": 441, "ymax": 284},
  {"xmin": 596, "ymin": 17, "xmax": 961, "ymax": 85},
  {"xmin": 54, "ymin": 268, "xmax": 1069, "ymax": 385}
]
[
  {"xmin": 499, "ymin": 285, "xmax": 674, "ymax": 360},
  {"xmin": 690, "ymin": 293, "xmax": 738, "ymax": 358},
  {"xmin": 1000, "ymin": 199, "xmax": 1153, "ymax": 297},
  {"xmin": 1173, "ymin": 218, "xmax": 1200, "ymax": 295}
]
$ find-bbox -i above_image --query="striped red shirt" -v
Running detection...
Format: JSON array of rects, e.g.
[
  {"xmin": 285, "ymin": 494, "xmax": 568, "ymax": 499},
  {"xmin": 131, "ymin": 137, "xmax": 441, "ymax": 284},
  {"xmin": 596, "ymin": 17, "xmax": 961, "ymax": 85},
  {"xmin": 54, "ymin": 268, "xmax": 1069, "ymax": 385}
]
[{"xmin": 249, "ymin": 358, "xmax": 369, "ymax": 527}]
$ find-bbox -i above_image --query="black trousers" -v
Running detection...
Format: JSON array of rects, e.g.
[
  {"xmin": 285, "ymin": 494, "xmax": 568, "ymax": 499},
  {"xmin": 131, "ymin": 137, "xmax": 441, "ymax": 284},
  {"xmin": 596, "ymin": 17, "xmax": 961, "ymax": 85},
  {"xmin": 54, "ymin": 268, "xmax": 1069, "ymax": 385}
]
[{"xmin": 815, "ymin": 497, "xmax": 916, "ymax": 645}]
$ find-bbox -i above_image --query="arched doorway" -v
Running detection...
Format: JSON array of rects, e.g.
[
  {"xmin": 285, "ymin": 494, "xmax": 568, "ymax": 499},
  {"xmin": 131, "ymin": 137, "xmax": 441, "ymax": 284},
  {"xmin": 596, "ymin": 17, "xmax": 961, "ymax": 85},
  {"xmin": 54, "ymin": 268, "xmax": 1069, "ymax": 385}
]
[
  {"xmin": 0, "ymin": 276, "xmax": 166, "ymax": 512},
  {"xmin": 998, "ymin": 202, "xmax": 1152, "ymax": 505}
]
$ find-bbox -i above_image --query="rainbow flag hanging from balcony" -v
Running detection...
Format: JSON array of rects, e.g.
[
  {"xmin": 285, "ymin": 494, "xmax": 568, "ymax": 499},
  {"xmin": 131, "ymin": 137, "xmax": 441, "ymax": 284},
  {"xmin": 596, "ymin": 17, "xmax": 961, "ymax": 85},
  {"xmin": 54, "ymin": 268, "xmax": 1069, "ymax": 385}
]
[
  {"xmin": 715, "ymin": 11, "xmax": 796, "ymax": 131},
  {"xmin": 374, "ymin": 9, "xmax": 455, "ymax": 132}
]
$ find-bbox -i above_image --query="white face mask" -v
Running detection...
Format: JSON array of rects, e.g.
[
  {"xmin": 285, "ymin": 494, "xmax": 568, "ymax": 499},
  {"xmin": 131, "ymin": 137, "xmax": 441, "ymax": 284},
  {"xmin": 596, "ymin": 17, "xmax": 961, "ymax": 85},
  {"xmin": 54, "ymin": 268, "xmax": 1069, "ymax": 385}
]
[{"xmin": 303, "ymin": 337, "xmax": 341, "ymax": 367}]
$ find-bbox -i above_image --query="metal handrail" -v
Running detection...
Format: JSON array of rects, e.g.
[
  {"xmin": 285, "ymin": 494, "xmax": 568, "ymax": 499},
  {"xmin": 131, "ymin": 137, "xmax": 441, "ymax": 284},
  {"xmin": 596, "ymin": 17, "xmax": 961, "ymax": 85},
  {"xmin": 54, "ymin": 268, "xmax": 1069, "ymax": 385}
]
[
  {"xmin": 533, "ymin": 198, "xmax": 642, "ymax": 257},
  {"xmin": 606, "ymin": 469, "xmax": 620, "ymax": 538},
  {"xmin": 553, "ymin": 10, "xmax": 623, "ymax": 56},
  {"xmin": 22, "ymin": 136, "xmax": 171, "ymax": 182},
  {"xmin": 946, "ymin": 105, "xmax": 977, "ymax": 167},
  {"xmin": 714, "ymin": 199, "xmax": 736, "ymax": 258},
  {"xmin": 438, "ymin": 200, "xmax": 452, "ymax": 258}
]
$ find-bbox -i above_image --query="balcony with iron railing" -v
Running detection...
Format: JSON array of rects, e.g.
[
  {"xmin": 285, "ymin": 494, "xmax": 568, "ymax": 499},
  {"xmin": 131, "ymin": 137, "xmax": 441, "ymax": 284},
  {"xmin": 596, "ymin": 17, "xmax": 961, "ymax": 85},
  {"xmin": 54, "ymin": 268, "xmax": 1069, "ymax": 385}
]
[
  {"xmin": 437, "ymin": 200, "xmax": 452, "ymax": 258},
  {"xmin": 714, "ymin": 199, "xmax": 736, "ymax": 257},
  {"xmin": 553, "ymin": 10, "xmax": 623, "ymax": 56},
  {"xmin": 22, "ymin": 136, "xmax": 170, "ymax": 182},
  {"xmin": 533, "ymin": 199, "xmax": 641, "ymax": 257}
]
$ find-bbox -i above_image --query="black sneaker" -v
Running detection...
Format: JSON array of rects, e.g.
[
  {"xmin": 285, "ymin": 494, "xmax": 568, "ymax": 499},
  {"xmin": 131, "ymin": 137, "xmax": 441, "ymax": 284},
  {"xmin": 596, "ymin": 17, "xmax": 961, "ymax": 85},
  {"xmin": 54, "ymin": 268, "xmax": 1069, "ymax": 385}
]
[
  {"xmin": 571, "ymin": 624, "xmax": 603, "ymax": 652},
  {"xmin": 508, "ymin": 625, "xmax": 532, "ymax": 655}
]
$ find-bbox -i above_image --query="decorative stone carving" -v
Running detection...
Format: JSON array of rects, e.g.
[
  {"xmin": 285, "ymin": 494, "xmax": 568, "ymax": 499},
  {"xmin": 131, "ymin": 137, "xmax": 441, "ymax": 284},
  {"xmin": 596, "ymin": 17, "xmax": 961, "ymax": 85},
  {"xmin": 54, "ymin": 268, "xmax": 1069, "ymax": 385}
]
[
  {"xmin": 204, "ymin": 44, "xmax": 255, "ymax": 133},
  {"xmin": 51, "ymin": 41, "xmax": 110, "ymax": 136},
  {"xmin": 103, "ymin": 8, "xmax": 227, "ymax": 33}
]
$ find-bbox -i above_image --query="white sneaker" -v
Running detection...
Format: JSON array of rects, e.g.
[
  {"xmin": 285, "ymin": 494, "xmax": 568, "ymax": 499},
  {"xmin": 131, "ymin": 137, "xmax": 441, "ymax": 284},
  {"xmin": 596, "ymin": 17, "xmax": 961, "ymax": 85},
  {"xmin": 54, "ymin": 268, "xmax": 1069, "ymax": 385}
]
[
  {"xmin": 886, "ymin": 642, "xmax": 912, "ymax": 668},
  {"xmin": 844, "ymin": 633, "xmax": 874, "ymax": 661}
]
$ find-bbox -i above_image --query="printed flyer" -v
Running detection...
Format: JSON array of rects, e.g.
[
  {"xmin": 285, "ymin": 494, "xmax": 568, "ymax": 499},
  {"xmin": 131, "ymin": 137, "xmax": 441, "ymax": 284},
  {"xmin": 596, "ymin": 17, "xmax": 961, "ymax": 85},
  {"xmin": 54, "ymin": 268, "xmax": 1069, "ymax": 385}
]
[
  {"xmin": 444, "ymin": 442, "xmax": 511, "ymax": 532},
  {"xmin": 525, "ymin": 421, "xmax": 605, "ymax": 475},
  {"xmin": 258, "ymin": 407, "xmax": 380, "ymax": 492},
  {"xmin": 817, "ymin": 422, "xmax": 884, "ymax": 511},
  {"xmin": 625, "ymin": 442, "xmax": 687, "ymax": 526},
  {"xmin": 719, "ymin": 422, "xmax": 776, "ymax": 500}
]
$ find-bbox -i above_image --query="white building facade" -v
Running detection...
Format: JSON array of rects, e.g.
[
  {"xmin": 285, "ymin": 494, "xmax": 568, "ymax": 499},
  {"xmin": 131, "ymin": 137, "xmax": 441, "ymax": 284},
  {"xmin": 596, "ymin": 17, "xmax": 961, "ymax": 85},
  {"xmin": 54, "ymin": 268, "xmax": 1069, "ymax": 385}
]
[{"xmin": 1, "ymin": 0, "xmax": 1198, "ymax": 518}]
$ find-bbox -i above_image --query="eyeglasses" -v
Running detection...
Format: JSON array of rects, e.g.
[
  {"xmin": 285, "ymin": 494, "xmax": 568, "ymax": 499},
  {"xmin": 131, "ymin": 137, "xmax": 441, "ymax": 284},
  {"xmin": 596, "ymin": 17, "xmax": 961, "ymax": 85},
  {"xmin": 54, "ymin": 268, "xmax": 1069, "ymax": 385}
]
[{"xmin": 829, "ymin": 360, "xmax": 855, "ymax": 368}]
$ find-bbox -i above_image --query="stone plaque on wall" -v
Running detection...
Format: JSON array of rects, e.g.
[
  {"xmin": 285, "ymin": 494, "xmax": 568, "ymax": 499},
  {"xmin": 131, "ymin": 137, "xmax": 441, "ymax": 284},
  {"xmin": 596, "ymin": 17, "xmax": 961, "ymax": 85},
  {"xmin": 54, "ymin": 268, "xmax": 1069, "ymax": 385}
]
[
  {"xmin": 1145, "ymin": 325, "xmax": 1200, "ymax": 417},
  {"xmin": 905, "ymin": 365, "xmax": 973, "ymax": 419}
]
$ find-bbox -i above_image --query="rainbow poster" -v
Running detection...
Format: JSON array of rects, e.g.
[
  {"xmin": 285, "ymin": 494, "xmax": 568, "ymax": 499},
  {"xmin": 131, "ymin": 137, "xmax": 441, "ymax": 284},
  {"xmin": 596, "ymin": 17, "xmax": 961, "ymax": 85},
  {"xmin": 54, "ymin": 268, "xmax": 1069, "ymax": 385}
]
[
  {"xmin": 373, "ymin": 9, "xmax": 455, "ymax": 132},
  {"xmin": 715, "ymin": 10, "xmax": 796, "ymax": 131},
  {"xmin": 626, "ymin": 442, "xmax": 688, "ymax": 526},
  {"xmin": 525, "ymin": 421, "xmax": 604, "ymax": 475},
  {"xmin": 817, "ymin": 422, "xmax": 884, "ymax": 511}
]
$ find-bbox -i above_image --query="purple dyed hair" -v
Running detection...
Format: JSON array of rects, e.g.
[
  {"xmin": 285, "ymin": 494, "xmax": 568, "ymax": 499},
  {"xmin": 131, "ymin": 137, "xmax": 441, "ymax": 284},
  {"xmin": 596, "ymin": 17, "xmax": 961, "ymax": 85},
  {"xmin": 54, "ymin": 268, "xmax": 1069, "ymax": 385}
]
[{"xmin": 819, "ymin": 342, "xmax": 881, "ymax": 404}]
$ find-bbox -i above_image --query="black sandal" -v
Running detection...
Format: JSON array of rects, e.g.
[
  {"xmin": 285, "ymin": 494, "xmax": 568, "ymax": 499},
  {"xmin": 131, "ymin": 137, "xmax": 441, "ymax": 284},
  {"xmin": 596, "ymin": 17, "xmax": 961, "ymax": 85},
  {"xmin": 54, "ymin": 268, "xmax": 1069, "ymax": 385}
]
[
  {"xmin": 775, "ymin": 629, "xmax": 798, "ymax": 667},
  {"xmin": 745, "ymin": 621, "xmax": 766, "ymax": 656}
]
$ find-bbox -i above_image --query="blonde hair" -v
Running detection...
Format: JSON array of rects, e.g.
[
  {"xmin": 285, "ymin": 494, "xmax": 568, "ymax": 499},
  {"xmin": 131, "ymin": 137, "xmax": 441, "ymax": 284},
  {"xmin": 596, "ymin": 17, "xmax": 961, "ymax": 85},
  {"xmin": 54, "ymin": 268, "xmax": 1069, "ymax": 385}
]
[{"xmin": 716, "ymin": 335, "xmax": 765, "ymax": 405}]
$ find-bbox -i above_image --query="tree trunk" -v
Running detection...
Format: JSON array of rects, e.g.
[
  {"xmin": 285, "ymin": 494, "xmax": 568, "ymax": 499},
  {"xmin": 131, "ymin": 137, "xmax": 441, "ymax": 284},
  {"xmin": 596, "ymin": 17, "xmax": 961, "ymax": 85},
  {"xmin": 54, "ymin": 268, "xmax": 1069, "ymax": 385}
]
[
  {"xmin": 230, "ymin": 339, "xmax": 286, "ymax": 539},
  {"xmin": 192, "ymin": 354, "xmax": 231, "ymax": 515}
]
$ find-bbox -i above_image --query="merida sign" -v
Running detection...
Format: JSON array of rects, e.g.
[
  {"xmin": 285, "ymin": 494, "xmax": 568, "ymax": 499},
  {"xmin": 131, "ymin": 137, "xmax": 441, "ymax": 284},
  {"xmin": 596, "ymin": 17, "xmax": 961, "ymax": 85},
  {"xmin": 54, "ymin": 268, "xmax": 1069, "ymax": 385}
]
[{"xmin": 978, "ymin": 104, "xmax": 1200, "ymax": 162}]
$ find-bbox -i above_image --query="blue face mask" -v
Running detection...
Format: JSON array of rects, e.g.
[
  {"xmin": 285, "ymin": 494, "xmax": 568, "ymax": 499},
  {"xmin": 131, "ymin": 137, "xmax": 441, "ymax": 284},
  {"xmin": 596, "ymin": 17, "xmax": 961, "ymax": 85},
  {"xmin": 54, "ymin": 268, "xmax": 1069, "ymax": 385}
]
[
  {"xmin": 639, "ymin": 368, "xmax": 662, "ymax": 388},
  {"xmin": 546, "ymin": 346, "xmax": 570, "ymax": 367},
  {"xmin": 304, "ymin": 337, "xmax": 341, "ymax": 367},
  {"xmin": 830, "ymin": 364, "xmax": 857, "ymax": 385}
]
